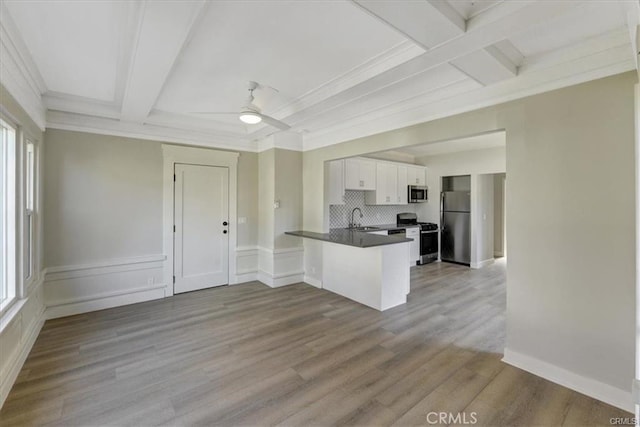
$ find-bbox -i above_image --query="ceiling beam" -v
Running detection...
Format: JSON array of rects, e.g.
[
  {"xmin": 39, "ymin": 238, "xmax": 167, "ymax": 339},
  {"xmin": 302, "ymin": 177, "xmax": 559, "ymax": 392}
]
[
  {"xmin": 120, "ymin": 0, "xmax": 207, "ymax": 124},
  {"xmin": 352, "ymin": 0, "xmax": 465, "ymax": 49},
  {"xmin": 248, "ymin": 0, "xmax": 581, "ymax": 140},
  {"xmin": 451, "ymin": 45, "xmax": 518, "ymax": 85}
]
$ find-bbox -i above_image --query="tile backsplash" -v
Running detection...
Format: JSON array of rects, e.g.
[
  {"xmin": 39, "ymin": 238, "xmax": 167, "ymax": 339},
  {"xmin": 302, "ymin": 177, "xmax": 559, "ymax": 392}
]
[{"xmin": 329, "ymin": 190, "xmax": 421, "ymax": 229}]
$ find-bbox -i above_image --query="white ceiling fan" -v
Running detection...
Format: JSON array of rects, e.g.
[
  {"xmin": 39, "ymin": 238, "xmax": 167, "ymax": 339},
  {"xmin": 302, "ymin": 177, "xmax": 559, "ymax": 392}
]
[{"xmin": 192, "ymin": 81, "xmax": 291, "ymax": 130}]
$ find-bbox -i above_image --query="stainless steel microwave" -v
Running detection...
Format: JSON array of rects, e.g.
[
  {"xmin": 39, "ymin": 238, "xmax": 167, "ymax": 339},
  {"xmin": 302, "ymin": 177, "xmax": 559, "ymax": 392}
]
[{"xmin": 408, "ymin": 185, "xmax": 428, "ymax": 203}]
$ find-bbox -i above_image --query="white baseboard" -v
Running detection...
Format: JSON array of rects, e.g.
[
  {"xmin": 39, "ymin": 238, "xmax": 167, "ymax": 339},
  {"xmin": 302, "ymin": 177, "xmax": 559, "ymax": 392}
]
[
  {"xmin": 45, "ymin": 285, "xmax": 166, "ymax": 319},
  {"xmin": 303, "ymin": 275, "xmax": 323, "ymax": 288},
  {"xmin": 44, "ymin": 255, "xmax": 166, "ymax": 319},
  {"xmin": 232, "ymin": 271, "xmax": 258, "ymax": 284},
  {"xmin": 257, "ymin": 270, "xmax": 304, "ymax": 288},
  {"xmin": 503, "ymin": 348, "xmax": 634, "ymax": 413},
  {"xmin": 471, "ymin": 258, "xmax": 495, "ymax": 269}
]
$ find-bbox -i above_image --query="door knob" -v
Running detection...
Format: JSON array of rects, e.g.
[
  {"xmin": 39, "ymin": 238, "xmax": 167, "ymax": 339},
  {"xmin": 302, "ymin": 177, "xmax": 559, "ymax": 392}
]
[
  {"xmin": 223, "ymin": 221, "xmax": 228, "ymax": 226},
  {"xmin": 223, "ymin": 230, "xmax": 228, "ymax": 234}
]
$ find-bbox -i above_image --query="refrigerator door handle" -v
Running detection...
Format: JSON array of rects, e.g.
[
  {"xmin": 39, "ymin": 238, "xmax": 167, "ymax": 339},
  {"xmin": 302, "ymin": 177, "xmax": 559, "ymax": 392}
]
[{"xmin": 440, "ymin": 192, "xmax": 445, "ymax": 230}]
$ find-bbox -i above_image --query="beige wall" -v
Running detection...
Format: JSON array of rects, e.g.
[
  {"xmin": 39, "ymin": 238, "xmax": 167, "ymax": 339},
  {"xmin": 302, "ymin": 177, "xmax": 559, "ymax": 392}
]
[
  {"xmin": 258, "ymin": 149, "xmax": 275, "ymax": 249},
  {"xmin": 303, "ymin": 72, "xmax": 636, "ymax": 403},
  {"xmin": 474, "ymin": 174, "xmax": 494, "ymax": 265},
  {"xmin": 44, "ymin": 130, "xmax": 163, "ymax": 266},
  {"xmin": 274, "ymin": 149, "xmax": 302, "ymax": 249},
  {"xmin": 494, "ymin": 173, "xmax": 506, "ymax": 257},
  {"xmin": 43, "ymin": 129, "xmax": 259, "ymax": 267},
  {"xmin": 416, "ymin": 146, "xmax": 506, "ymax": 223},
  {"xmin": 237, "ymin": 151, "xmax": 258, "ymax": 248}
]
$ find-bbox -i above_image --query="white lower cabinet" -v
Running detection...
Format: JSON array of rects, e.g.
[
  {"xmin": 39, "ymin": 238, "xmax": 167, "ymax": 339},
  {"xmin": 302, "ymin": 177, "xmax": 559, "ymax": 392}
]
[{"xmin": 406, "ymin": 226, "xmax": 420, "ymax": 264}]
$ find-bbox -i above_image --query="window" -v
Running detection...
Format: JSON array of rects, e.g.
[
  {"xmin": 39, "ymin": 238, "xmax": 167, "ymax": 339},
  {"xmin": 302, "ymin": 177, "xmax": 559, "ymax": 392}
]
[
  {"xmin": 24, "ymin": 140, "xmax": 34, "ymax": 281},
  {"xmin": 0, "ymin": 119, "xmax": 16, "ymax": 310}
]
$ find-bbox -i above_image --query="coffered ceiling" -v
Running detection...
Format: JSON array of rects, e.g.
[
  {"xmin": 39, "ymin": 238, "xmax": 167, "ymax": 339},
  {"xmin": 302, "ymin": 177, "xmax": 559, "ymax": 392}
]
[{"xmin": 1, "ymin": 0, "xmax": 638, "ymax": 152}]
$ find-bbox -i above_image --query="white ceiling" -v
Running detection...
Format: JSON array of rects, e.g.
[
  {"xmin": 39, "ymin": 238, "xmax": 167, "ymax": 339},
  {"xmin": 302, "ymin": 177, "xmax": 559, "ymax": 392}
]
[
  {"xmin": 1, "ymin": 0, "xmax": 638, "ymax": 152},
  {"xmin": 391, "ymin": 131, "xmax": 506, "ymax": 157}
]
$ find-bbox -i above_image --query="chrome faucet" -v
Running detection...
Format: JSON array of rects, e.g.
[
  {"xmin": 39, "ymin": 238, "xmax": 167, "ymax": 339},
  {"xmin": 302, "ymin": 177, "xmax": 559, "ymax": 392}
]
[{"xmin": 349, "ymin": 207, "xmax": 363, "ymax": 229}]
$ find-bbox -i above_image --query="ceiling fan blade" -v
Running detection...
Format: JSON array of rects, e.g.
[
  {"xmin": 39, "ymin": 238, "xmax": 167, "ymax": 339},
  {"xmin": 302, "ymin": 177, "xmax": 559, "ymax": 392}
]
[
  {"xmin": 258, "ymin": 113, "xmax": 291, "ymax": 130},
  {"xmin": 189, "ymin": 112, "xmax": 238, "ymax": 115}
]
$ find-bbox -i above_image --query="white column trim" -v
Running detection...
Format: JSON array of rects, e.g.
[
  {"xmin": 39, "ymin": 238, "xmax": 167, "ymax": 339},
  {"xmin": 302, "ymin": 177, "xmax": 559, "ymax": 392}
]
[
  {"xmin": 634, "ymin": 83, "xmax": 640, "ymax": 419},
  {"xmin": 162, "ymin": 145, "xmax": 239, "ymax": 296}
]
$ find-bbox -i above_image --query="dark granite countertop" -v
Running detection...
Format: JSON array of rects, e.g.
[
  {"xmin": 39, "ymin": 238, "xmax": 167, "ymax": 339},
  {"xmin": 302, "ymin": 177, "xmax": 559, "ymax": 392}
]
[
  {"xmin": 359, "ymin": 223, "xmax": 420, "ymax": 231},
  {"xmin": 285, "ymin": 229, "xmax": 413, "ymax": 248}
]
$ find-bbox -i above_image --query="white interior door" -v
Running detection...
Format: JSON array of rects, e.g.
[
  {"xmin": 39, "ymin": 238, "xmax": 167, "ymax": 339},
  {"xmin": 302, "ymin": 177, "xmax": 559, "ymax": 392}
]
[{"xmin": 174, "ymin": 163, "xmax": 229, "ymax": 294}]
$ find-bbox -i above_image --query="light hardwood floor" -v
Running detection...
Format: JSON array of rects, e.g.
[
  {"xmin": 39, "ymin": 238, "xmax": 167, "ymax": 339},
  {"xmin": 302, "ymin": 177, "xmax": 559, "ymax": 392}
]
[{"xmin": 1, "ymin": 259, "xmax": 631, "ymax": 426}]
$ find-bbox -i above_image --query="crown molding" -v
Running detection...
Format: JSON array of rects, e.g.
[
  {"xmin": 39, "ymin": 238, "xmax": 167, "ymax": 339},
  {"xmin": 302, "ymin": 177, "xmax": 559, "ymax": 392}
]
[
  {"xmin": 46, "ymin": 110, "xmax": 259, "ymax": 152},
  {"xmin": 43, "ymin": 92, "xmax": 121, "ymax": 120},
  {"xmin": 257, "ymin": 131, "xmax": 304, "ymax": 152},
  {"xmin": 0, "ymin": 3, "xmax": 47, "ymax": 130}
]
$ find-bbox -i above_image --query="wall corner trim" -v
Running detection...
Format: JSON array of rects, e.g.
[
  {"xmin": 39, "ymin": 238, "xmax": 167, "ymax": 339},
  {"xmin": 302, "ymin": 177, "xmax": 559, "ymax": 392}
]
[
  {"xmin": 303, "ymin": 275, "xmax": 323, "ymax": 289},
  {"xmin": 503, "ymin": 348, "xmax": 634, "ymax": 413},
  {"xmin": 470, "ymin": 258, "xmax": 495, "ymax": 269}
]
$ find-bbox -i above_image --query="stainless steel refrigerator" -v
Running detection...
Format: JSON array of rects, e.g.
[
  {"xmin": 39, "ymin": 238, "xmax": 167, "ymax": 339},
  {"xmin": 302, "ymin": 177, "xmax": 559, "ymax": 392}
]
[{"xmin": 441, "ymin": 191, "xmax": 471, "ymax": 265}]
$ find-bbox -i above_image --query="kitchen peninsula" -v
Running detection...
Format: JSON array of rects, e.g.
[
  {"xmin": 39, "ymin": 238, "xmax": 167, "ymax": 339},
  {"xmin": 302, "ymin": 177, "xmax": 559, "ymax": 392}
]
[{"xmin": 285, "ymin": 229, "xmax": 412, "ymax": 311}]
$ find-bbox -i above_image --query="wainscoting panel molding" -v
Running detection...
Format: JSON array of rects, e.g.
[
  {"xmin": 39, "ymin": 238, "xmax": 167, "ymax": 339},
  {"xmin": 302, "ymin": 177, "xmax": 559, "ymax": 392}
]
[
  {"xmin": 257, "ymin": 246, "xmax": 304, "ymax": 288},
  {"xmin": 0, "ymin": 274, "xmax": 45, "ymax": 408},
  {"xmin": 44, "ymin": 255, "xmax": 166, "ymax": 319},
  {"xmin": 234, "ymin": 246, "xmax": 258, "ymax": 284}
]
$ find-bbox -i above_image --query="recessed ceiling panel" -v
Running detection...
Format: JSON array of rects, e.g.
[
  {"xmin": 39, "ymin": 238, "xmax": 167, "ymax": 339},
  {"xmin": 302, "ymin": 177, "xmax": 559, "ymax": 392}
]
[
  {"xmin": 4, "ymin": 0, "xmax": 122, "ymax": 101},
  {"xmin": 508, "ymin": 2, "xmax": 626, "ymax": 58},
  {"xmin": 155, "ymin": 1, "xmax": 408, "ymax": 115}
]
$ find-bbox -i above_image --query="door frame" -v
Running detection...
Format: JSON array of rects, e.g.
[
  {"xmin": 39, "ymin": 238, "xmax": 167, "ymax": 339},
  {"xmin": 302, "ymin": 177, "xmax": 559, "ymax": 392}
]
[{"xmin": 162, "ymin": 145, "xmax": 239, "ymax": 297}]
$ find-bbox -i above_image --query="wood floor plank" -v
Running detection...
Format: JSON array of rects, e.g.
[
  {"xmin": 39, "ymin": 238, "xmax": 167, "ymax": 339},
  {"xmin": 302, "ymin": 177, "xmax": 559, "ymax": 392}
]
[{"xmin": 0, "ymin": 260, "xmax": 631, "ymax": 426}]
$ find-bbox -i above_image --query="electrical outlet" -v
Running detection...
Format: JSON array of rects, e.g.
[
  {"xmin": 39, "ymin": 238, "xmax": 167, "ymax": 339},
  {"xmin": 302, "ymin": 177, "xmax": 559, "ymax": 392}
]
[
  {"xmin": 274, "ymin": 200, "xmax": 280, "ymax": 209},
  {"xmin": 238, "ymin": 217, "xmax": 247, "ymax": 224}
]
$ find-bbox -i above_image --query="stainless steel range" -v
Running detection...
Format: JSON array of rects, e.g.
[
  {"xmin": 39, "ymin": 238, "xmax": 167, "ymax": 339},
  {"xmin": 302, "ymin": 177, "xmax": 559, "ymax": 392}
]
[{"xmin": 397, "ymin": 213, "xmax": 438, "ymax": 265}]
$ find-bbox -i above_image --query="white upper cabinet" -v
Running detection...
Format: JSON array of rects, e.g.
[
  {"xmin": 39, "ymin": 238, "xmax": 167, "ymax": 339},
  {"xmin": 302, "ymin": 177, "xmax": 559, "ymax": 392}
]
[
  {"xmin": 327, "ymin": 159, "xmax": 345, "ymax": 205},
  {"xmin": 407, "ymin": 166, "xmax": 427, "ymax": 186},
  {"xmin": 345, "ymin": 158, "xmax": 376, "ymax": 190},
  {"xmin": 338, "ymin": 157, "xmax": 426, "ymax": 206},
  {"xmin": 397, "ymin": 165, "xmax": 408, "ymax": 204},
  {"xmin": 365, "ymin": 162, "xmax": 398, "ymax": 205}
]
